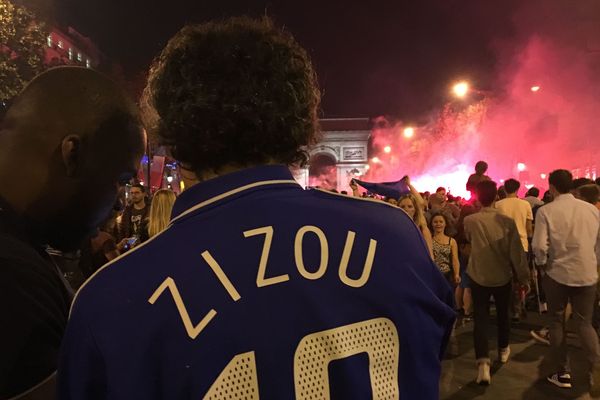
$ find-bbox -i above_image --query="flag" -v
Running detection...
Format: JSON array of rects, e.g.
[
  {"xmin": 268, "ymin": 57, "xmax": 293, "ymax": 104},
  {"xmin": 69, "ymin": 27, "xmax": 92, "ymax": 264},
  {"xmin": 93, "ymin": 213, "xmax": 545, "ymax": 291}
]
[{"xmin": 353, "ymin": 178, "xmax": 410, "ymax": 199}]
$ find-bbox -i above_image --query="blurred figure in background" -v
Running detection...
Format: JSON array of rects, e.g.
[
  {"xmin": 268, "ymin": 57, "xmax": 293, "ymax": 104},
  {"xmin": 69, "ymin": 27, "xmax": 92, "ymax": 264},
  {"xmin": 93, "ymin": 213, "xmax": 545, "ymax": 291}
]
[
  {"xmin": 532, "ymin": 170, "xmax": 600, "ymax": 393},
  {"xmin": 495, "ymin": 178, "xmax": 533, "ymax": 321},
  {"xmin": 79, "ymin": 211, "xmax": 120, "ymax": 280},
  {"xmin": 524, "ymin": 187, "xmax": 544, "ymax": 210},
  {"xmin": 464, "ymin": 180, "xmax": 529, "ymax": 385},
  {"xmin": 429, "ymin": 212, "xmax": 460, "ymax": 286},
  {"xmin": 147, "ymin": 189, "xmax": 177, "ymax": 238},
  {"xmin": 399, "ymin": 193, "xmax": 434, "ymax": 258},
  {"xmin": 466, "ymin": 161, "xmax": 491, "ymax": 198},
  {"xmin": 577, "ymin": 184, "xmax": 600, "ymax": 211},
  {"xmin": 118, "ymin": 184, "xmax": 149, "ymax": 246}
]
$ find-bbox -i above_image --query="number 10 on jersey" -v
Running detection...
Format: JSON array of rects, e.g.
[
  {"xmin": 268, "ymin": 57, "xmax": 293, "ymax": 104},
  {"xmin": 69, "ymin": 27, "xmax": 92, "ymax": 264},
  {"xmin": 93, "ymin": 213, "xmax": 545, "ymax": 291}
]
[{"xmin": 203, "ymin": 318, "xmax": 400, "ymax": 400}]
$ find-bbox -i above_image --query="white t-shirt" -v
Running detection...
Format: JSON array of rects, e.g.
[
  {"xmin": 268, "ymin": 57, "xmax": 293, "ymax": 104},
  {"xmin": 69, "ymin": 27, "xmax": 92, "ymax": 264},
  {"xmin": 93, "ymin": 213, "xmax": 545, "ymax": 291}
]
[{"xmin": 495, "ymin": 197, "xmax": 533, "ymax": 251}]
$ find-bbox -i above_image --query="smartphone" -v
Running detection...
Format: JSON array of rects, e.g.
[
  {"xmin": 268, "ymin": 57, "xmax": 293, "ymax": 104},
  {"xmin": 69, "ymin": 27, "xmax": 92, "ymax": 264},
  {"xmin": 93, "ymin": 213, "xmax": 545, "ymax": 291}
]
[{"xmin": 124, "ymin": 237, "xmax": 139, "ymax": 250}]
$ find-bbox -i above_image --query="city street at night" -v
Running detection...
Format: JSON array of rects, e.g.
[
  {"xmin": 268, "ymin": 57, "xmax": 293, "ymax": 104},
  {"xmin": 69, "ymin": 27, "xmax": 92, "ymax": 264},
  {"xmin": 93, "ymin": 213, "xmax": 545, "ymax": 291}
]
[
  {"xmin": 442, "ymin": 313, "xmax": 599, "ymax": 400},
  {"xmin": 1, "ymin": 0, "xmax": 599, "ymax": 399}
]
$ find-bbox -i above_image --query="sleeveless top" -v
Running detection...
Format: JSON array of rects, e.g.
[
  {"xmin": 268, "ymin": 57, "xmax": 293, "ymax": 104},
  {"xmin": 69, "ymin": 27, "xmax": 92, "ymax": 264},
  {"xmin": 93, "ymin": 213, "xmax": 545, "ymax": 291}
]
[{"xmin": 433, "ymin": 236, "xmax": 452, "ymax": 274}]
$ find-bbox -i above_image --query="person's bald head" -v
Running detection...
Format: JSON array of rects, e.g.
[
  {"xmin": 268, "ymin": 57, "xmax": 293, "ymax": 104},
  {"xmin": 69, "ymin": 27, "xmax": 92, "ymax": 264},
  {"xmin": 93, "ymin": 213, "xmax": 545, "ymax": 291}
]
[
  {"xmin": 0, "ymin": 67, "xmax": 145, "ymax": 251},
  {"xmin": 2, "ymin": 67, "xmax": 139, "ymax": 150}
]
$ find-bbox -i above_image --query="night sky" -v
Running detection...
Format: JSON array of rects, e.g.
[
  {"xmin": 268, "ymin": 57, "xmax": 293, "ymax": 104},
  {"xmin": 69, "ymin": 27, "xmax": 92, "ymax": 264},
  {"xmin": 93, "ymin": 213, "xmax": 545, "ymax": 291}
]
[{"xmin": 54, "ymin": 0, "xmax": 524, "ymax": 119}]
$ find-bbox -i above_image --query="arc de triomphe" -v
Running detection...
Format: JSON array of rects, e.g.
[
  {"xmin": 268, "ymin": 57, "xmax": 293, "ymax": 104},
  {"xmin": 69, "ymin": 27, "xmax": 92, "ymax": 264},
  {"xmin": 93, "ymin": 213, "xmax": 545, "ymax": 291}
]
[{"xmin": 292, "ymin": 118, "xmax": 371, "ymax": 192}]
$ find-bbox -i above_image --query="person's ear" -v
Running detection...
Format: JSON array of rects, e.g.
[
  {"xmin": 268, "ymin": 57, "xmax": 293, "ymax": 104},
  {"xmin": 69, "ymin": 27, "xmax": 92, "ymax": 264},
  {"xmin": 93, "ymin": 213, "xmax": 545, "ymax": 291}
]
[{"xmin": 61, "ymin": 135, "xmax": 82, "ymax": 177}]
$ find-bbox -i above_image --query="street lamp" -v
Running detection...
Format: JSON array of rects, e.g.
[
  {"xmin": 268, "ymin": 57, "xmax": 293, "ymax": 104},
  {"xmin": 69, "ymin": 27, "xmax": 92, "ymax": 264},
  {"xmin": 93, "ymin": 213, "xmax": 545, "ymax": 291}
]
[
  {"xmin": 403, "ymin": 127, "xmax": 415, "ymax": 138},
  {"xmin": 517, "ymin": 162, "xmax": 526, "ymax": 172},
  {"xmin": 452, "ymin": 81, "xmax": 470, "ymax": 98},
  {"xmin": 383, "ymin": 145, "xmax": 391, "ymax": 153},
  {"xmin": 371, "ymin": 157, "xmax": 380, "ymax": 163}
]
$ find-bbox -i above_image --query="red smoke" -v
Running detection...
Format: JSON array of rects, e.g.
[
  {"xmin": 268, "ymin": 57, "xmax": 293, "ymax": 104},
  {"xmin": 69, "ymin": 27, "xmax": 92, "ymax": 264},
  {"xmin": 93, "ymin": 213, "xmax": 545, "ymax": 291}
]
[{"xmin": 361, "ymin": 0, "xmax": 600, "ymax": 197}]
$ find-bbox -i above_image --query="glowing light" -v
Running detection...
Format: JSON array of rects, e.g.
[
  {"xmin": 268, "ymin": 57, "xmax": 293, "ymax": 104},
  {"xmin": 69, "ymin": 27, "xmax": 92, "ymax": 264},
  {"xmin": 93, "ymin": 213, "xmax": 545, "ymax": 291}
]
[
  {"xmin": 364, "ymin": 164, "xmax": 370, "ymax": 170},
  {"xmin": 383, "ymin": 145, "xmax": 392, "ymax": 153},
  {"xmin": 525, "ymin": 184, "xmax": 534, "ymax": 189},
  {"xmin": 371, "ymin": 157, "xmax": 380, "ymax": 163},
  {"xmin": 452, "ymin": 81, "xmax": 470, "ymax": 98},
  {"xmin": 530, "ymin": 85, "xmax": 540, "ymax": 92},
  {"xmin": 540, "ymin": 173, "xmax": 547, "ymax": 179},
  {"xmin": 139, "ymin": 181, "xmax": 144, "ymax": 186},
  {"xmin": 500, "ymin": 179, "xmax": 505, "ymax": 183},
  {"xmin": 517, "ymin": 163, "xmax": 526, "ymax": 172},
  {"xmin": 166, "ymin": 175, "xmax": 174, "ymax": 183},
  {"xmin": 411, "ymin": 164, "xmax": 472, "ymax": 199},
  {"xmin": 403, "ymin": 127, "xmax": 415, "ymax": 138}
]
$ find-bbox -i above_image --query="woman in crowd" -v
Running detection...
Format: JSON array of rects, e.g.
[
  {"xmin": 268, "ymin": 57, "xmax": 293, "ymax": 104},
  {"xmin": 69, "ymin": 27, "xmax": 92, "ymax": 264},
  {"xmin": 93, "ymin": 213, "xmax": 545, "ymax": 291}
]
[
  {"xmin": 429, "ymin": 212, "xmax": 460, "ymax": 285},
  {"xmin": 398, "ymin": 193, "xmax": 434, "ymax": 258},
  {"xmin": 147, "ymin": 189, "xmax": 177, "ymax": 238}
]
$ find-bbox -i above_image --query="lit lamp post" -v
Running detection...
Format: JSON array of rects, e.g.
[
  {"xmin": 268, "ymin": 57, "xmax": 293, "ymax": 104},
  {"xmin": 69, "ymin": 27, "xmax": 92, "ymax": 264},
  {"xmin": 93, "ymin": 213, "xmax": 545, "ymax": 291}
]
[
  {"xmin": 451, "ymin": 80, "xmax": 492, "ymax": 99},
  {"xmin": 517, "ymin": 162, "xmax": 529, "ymax": 187},
  {"xmin": 452, "ymin": 81, "xmax": 470, "ymax": 98}
]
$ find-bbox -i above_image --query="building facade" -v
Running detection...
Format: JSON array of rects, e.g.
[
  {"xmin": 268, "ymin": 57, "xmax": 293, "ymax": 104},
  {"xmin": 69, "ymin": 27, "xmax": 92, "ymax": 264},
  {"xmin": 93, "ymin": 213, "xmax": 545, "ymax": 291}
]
[{"xmin": 45, "ymin": 26, "xmax": 102, "ymax": 69}]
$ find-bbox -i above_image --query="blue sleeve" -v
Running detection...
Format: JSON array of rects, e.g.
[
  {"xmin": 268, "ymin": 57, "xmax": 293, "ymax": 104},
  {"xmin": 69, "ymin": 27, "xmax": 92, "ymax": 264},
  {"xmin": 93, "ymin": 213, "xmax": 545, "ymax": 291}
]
[{"xmin": 57, "ymin": 301, "xmax": 107, "ymax": 400}]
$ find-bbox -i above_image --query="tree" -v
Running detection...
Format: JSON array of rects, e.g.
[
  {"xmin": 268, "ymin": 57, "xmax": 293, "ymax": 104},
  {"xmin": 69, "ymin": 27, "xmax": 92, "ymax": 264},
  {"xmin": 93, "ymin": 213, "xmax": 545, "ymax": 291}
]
[{"xmin": 0, "ymin": 0, "xmax": 47, "ymax": 104}]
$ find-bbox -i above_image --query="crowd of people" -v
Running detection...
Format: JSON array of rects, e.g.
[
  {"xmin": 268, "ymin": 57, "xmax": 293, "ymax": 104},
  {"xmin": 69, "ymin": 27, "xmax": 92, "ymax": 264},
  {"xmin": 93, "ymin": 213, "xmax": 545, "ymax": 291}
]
[
  {"xmin": 346, "ymin": 162, "xmax": 600, "ymax": 391},
  {"xmin": 56, "ymin": 184, "xmax": 177, "ymax": 289},
  {"xmin": 0, "ymin": 15, "xmax": 599, "ymax": 400}
]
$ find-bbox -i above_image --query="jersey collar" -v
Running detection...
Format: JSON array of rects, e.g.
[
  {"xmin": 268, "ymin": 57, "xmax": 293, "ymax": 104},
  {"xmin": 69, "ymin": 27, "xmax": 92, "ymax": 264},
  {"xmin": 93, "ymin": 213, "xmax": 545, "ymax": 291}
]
[{"xmin": 170, "ymin": 164, "xmax": 301, "ymax": 223}]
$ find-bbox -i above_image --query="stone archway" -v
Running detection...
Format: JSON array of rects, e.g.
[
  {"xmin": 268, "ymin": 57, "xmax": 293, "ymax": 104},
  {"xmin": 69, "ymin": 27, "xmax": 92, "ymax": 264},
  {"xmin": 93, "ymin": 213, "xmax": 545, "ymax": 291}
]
[{"xmin": 293, "ymin": 119, "xmax": 371, "ymax": 192}]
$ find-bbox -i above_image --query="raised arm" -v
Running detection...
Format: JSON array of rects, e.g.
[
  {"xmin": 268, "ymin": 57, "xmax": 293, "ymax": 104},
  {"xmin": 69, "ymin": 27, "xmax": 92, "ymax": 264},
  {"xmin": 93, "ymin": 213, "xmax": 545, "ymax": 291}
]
[
  {"xmin": 349, "ymin": 179, "xmax": 360, "ymax": 197},
  {"xmin": 403, "ymin": 176, "xmax": 426, "ymax": 209}
]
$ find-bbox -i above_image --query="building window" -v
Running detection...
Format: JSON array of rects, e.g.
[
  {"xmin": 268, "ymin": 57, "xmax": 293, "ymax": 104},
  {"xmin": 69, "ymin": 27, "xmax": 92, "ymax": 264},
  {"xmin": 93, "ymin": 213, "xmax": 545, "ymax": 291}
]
[
  {"xmin": 58, "ymin": 40, "xmax": 63, "ymax": 49},
  {"xmin": 86, "ymin": 59, "xmax": 91, "ymax": 68},
  {"xmin": 68, "ymin": 48, "xmax": 73, "ymax": 60},
  {"xmin": 77, "ymin": 53, "xmax": 82, "ymax": 62},
  {"xmin": 47, "ymin": 35, "xmax": 52, "ymax": 47}
]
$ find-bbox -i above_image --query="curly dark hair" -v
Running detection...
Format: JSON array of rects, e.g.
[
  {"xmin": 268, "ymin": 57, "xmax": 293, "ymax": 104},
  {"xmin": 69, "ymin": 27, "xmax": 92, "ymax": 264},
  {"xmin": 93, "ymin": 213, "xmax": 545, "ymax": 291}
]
[{"xmin": 142, "ymin": 16, "xmax": 321, "ymax": 176}]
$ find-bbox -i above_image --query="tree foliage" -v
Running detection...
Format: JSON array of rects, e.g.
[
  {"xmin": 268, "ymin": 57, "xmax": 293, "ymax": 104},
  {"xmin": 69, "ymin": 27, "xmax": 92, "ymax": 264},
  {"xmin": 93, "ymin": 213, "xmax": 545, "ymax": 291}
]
[{"xmin": 0, "ymin": 0, "xmax": 47, "ymax": 103}]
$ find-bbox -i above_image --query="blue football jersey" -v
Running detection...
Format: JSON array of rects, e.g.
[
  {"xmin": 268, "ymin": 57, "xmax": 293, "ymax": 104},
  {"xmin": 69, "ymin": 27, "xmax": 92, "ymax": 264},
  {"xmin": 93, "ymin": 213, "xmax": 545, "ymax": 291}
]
[{"xmin": 58, "ymin": 165, "xmax": 455, "ymax": 399}]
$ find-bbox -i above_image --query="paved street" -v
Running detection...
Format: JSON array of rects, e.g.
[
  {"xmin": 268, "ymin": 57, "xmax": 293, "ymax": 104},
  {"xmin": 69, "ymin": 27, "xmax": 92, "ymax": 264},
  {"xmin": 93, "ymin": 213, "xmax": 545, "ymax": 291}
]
[{"xmin": 440, "ymin": 313, "xmax": 599, "ymax": 400}]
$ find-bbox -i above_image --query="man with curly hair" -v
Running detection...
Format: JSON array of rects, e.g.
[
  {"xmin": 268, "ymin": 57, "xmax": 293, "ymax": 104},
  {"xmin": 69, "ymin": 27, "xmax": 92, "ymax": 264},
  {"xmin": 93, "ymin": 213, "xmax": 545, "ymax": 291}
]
[{"xmin": 59, "ymin": 17, "xmax": 454, "ymax": 399}]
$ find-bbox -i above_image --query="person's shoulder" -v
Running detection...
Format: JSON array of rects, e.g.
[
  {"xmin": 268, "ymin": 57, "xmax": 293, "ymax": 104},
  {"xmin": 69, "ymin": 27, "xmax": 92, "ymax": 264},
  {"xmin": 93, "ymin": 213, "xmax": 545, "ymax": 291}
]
[
  {"xmin": 495, "ymin": 211, "xmax": 515, "ymax": 223},
  {"xmin": 463, "ymin": 212, "xmax": 479, "ymax": 224},
  {"xmin": 517, "ymin": 198, "xmax": 531, "ymax": 206},
  {"xmin": 0, "ymin": 232, "xmax": 48, "ymax": 272},
  {"xmin": 72, "ymin": 230, "xmax": 164, "ymax": 309},
  {"xmin": 574, "ymin": 198, "xmax": 600, "ymax": 214}
]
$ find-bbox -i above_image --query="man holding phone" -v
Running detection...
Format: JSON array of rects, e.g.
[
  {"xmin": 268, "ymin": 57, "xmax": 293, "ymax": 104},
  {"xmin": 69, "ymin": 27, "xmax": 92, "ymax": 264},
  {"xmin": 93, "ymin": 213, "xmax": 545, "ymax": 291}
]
[{"xmin": 118, "ymin": 184, "xmax": 148, "ymax": 248}]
